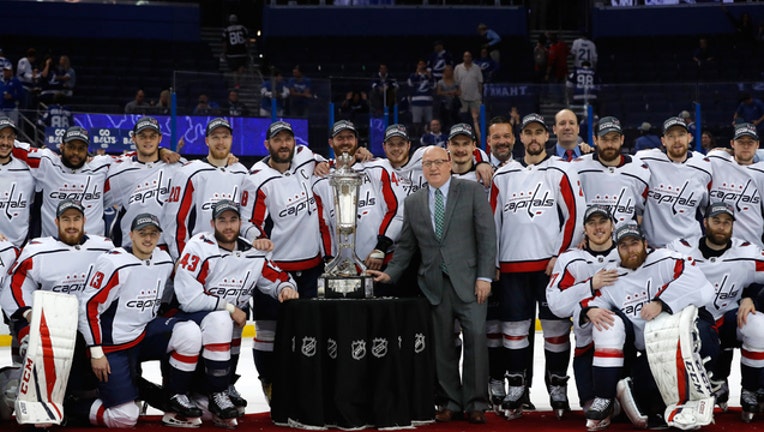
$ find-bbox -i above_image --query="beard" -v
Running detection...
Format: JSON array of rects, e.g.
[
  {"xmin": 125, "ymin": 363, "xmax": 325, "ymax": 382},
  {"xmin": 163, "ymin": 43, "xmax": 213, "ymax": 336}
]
[
  {"xmin": 598, "ymin": 147, "xmax": 620, "ymax": 162},
  {"xmin": 269, "ymin": 147, "xmax": 295, "ymax": 164},
  {"xmin": 706, "ymin": 230, "xmax": 731, "ymax": 247},
  {"xmin": 619, "ymin": 247, "xmax": 647, "ymax": 270}
]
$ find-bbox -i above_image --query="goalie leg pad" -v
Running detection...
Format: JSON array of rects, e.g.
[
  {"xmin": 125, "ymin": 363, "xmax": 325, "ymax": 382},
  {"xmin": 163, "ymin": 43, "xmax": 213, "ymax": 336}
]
[
  {"xmin": 644, "ymin": 306, "xmax": 713, "ymax": 407},
  {"xmin": 15, "ymin": 291, "xmax": 79, "ymax": 426},
  {"xmin": 664, "ymin": 397, "xmax": 715, "ymax": 430},
  {"xmin": 616, "ymin": 377, "xmax": 647, "ymax": 429}
]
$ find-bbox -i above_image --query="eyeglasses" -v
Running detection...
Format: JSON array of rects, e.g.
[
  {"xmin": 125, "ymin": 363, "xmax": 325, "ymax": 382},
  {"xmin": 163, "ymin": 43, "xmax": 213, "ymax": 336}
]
[{"xmin": 422, "ymin": 159, "xmax": 449, "ymax": 168}]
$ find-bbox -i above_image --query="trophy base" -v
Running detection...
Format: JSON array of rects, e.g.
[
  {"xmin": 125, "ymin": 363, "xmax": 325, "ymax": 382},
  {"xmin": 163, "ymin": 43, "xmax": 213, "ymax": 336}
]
[{"xmin": 317, "ymin": 275, "xmax": 374, "ymax": 299}]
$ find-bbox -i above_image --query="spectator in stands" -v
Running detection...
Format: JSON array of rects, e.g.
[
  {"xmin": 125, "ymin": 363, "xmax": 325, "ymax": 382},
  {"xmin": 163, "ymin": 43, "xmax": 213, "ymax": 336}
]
[
  {"xmin": 194, "ymin": 93, "xmax": 220, "ymax": 116},
  {"xmin": 475, "ymin": 48, "xmax": 498, "ymax": 83},
  {"xmin": 633, "ymin": 121, "xmax": 661, "ymax": 153},
  {"xmin": 37, "ymin": 92, "xmax": 72, "ymax": 130},
  {"xmin": 546, "ymin": 33, "xmax": 569, "ymax": 84},
  {"xmin": 370, "ymin": 63, "xmax": 398, "ymax": 117},
  {"xmin": 692, "ymin": 37, "xmax": 717, "ymax": 80},
  {"xmin": 700, "ymin": 130, "xmax": 718, "ymax": 153},
  {"xmin": 723, "ymin": 6, "xmax": 757, "ymax": 52},
  {"xmin": 427, "ymin": 40, "xmax": 453, "ymax": 82},
  {"xmin": 287, "ymin": 65, "xmax": 312, "ymax": 117},
  {"xmin": 420, "ymin": 118, "xmax": 446, "ymax": 148},
  {"xmin": 533, "ymin": 35, "xmax": 549, "ymax": 83},
  {"xmin": 0, "ymin": 48, "xmax": 10, "ymax": 70},
  {"xmin": 0, "ymin": 64, "xmax": 21, "ymax": 124},
  {"xmin": 570, "ymin": 33, "xmax": 597, "ymax": 69},
  {"xmin": 42, "ymin": 55, "xmax": 75, "ymax": 100},
  {"xmin": 477, "ymin": 23, "xmax": 501, "ymax": 65},
  {"xmin": 565, "ymin": 60, "xmax": 598, "ymax": 109},
  {"xmin": 509, "ymin": 106, "xmax": 524, "ymax": 160},
  {"xmin": 151, "ymin": 89, "xmax": 171, "ymax": 115},
  {"xmin": 16, "ymin": 48, "xmax": 41, "ymax": 100},
  {"xmin": 260, "ymin": 71, "xmax": 289, "ymax": 117},
  {"xmin": 407, "ymin": 60, "xmax": 434, "ymax": 140},
  {"xmin": 224, "ymin": 89, "xmax": 249, "ymax": 117},
  {"xmin": 678, "ymin": 109, "xmax": 697, "ymax": 135},
  {"xmin": 436, "ymin": 64, "xmax": 460, "ymax": 130},
  {"xmin": 733, "ymin": 93, "xmax": 764, "ymax": 138},
  {"xmin": 125, "ymin": 89, "xmax": 151, "ymax": 114},
  {"xmin": 222, "ymin": 14, "xmax": 250, "ymax": 74},
  {"xmin": 454, "ymin": 51, "xmax": 483, "ymax": 140}
]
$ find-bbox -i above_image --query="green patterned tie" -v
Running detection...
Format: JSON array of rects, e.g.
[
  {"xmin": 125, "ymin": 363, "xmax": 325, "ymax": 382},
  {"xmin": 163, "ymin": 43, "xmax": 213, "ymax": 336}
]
[{"xmin": 434, "ymin": 189, "xmax": 445, "ymax": 240}]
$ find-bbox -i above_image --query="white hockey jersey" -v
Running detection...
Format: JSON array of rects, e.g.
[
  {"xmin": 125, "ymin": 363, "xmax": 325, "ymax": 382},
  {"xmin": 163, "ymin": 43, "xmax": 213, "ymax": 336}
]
[
  {"xmin": 14, "ymin": 144, "xmax": 117, "ymax": 237},
  {"xmin": 0, "ymin": 157, "xmax": 35, "ymax": 247},
  {"xmin": 0, "ymin": 240, "xmax": 19, "ymax": 292},
  {"xmin": 79, "ymin": 247, "xmax": 174, "ymax": 353},
  {"xmin": 174, "ymin": 232, "xmax": 295, "ymax": 313},
  {"xmin": 638, "ymin": 149, "xmax": 713, "ymax": 247},
  {"xmin": 706, "ymin": 150, "xmax": 764, "ymax": 248},
  {"xmin": 313, "ymin": 161, "xmax": 399, "ymax": 260},
  {"xmin": 491, "ymin": 155, "xmax": 586, "ymax": 273},
  {"xmin": 0, "ymin": 235, "xmax": 113, "ymax": 320},
  {"xmin": 163, "ymin": 159, "xmax": 248, "ymax": 259},
  {"xmin": 104, "ymin": 156, "xmax": 185, "ymax": 248},
  {"xmin": 547, "ymin": 245, "xmax": 620, "ymax": 319},
  {"xmin": 581, "ymin": 248, "xmax": 714, "ymax": 350},
  {"xmin": 573, "ymin": 153, "xmax": 650, "ymax": 224},
  {"xmin": 240, "ymin": 146, "xmax": 323, "ymax": 271},
  {"xmin": 666, "ymin": 236, "xmax": 764, "ymax": 320}
]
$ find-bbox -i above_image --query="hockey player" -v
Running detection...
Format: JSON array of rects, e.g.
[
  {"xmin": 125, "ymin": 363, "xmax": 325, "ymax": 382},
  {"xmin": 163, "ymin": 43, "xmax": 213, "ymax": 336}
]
[
  {"xmin": 174, "ymin": 200, "xmax": 299, "ymax": 423},
  {"xmin": 638, "ymin": 116, "xmax": 713, "ymax": 247},
  {"xmin": 0, "ymin": 199, "xmax": 114, "ymax": 424},
  {"xmin": 581, "ymin": 223, "xmax": 718, "ymax": 430},
  {"xmin": 666, "ymin": 202, "xmax": 764, "ymax": 422},
  {"xmin": 573, "ymin": 116, "xmax": 650, "ymax": 224},
  {"xmin": 104, "ymin": 116, "xmax": 184, "ymax": 247},
  {"xmin": 706, "ymin": 123, "xmax": 764, "ymax": 247},
  {"xmin": 78, "ymin": 213, "xmax": 203, "ymax": 428},
  {"xmin": 546, "ymin": 205, "xmax": 620, "ymax": 417},
  {"xmin": 164, "ymin": 117, "xmax": 250, "ymax": 260},
  {"xmin": 0, "ymin": 116, "xmax": 34, "ymax": 247},
  {"xmin": 447, "ymin": 123, "xmax": 489, "ymax": 190},
  {"xmin": 490, "ymin": 113, "xmax": 585, "ymax": 419}
]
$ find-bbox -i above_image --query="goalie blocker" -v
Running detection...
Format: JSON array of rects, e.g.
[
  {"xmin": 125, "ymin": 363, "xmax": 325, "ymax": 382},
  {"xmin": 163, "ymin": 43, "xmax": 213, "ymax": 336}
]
[
  {"xmin": 14, "ymin": 291, "xmax": 79, "ymax": 426},
  {"xmin": 644, "ymin": 306, "xmax": 719, "ymax": 430}
]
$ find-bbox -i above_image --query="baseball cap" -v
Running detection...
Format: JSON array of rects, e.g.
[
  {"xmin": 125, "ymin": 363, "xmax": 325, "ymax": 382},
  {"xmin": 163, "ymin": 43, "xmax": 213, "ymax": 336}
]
[
  {"xmin": 614, "ymin": 223, "xmax": 644, "ymax": 244},
  {"xmin": 56, "ymin": 198, "xmax": 85, "ymax": 218},
  {"xmin": 733, "ymin": 123, "xmax": 759, "ymax": 141},
  {"xmin": 2, "ymin": 63, "xmax": 11, "ymax": 71},
  {"xmin": 521, "ymin": 113, "xmax": 547, "ymax": 130},
  {"xmin": 330, "ymin": 120, "xmax": 357, "ymax": 138},
  {"xmin": 131, "ymin": 213, "xmax": 162, "ymax": 232},
  {"xmin": 206, "ymin": 117, "xmax": 233, "ymax": 136},
  {"xmin": 267, "ymin": 120, "xmax": 294, "ymax": 139},
  {"xmin": 0, "ymin": 116, "xmax": 17, "ymax": 133},
  {"xmin": 678, "ymin": 110, "xmax": 691, "ymax": 120},
  {"xmin": 640, "ymin": 122, "xmax": 652, "ymax": 132},
  {"xmin": 705, "ymin": 202, "xmax": 735, "ymax": 221},
  {"xmin": 663, "ymin": 116, "xmax": 689, "ymax": 134},
  {"xmin": 212, "ymin": 199, "xmax": 240, "ymax": 219},
  {"xmin": 133, "ymin": 116, "xmax": 160, "ymax": 134},
  {"xmin": 584, "ymin": 205, "xmax": 612, "ymax": 223},
  {"xmin": 448, "ymin": 123, "xmax": 475, "ymax": 141},
  {"xmin": 384, "ymin": 124, "xmax": 409, "ymax": 141},
  {"xmin": 63, "ymin": 126, "xmax": 89, "ymax": 145},
  {"xmin": 596, "ymin": 116, "xmax": 623, "ymax": 137}
]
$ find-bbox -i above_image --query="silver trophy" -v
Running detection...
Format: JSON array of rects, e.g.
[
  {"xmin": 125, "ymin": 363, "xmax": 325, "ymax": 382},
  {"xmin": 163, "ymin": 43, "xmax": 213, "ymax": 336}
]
[{"xmin": 317, "ymin": 152, "xmax": 374, "ymax": 299}]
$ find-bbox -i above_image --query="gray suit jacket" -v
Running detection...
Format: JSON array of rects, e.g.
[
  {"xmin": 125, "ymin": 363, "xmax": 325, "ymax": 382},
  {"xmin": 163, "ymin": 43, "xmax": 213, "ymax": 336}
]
[{"xmin": 386, "ymin": 178, "xmax": 496, "ymax": 305}]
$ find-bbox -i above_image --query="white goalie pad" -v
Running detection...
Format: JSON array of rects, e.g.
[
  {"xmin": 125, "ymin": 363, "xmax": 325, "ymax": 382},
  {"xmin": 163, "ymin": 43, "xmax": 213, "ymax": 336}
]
[
  {"xmin": 644, "ymin": 306, "xmax": 713, "ymax": 407},
  {"xmin": 616, "ymin": 377, "xmax": 647, "ymax": 429},
  {"xmin": 664, "ymin": 397, "xmax": 715, "ymax": 430},
  {"xmin": 14, "ymin": 291, "xmax": 79, "ymax": 426}
]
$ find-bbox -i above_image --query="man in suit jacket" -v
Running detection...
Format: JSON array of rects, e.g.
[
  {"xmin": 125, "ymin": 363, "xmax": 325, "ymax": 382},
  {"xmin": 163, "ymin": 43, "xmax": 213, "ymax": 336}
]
[{"xmin": 368, "ymin": 146, "xmax": 496, "ymax": 424}]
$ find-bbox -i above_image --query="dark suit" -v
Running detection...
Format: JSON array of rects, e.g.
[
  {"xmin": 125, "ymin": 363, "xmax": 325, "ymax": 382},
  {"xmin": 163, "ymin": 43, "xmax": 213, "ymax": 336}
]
[{"xmin": 386, "ymin": 178, "xmax": 496, "ymax": 413}]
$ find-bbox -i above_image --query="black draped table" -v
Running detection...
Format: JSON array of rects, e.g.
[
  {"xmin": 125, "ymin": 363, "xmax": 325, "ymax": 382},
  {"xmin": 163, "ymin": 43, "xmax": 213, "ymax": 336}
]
[{"xmin": 271, "ymin": 297, "xmax": 435, "ymax": 430}]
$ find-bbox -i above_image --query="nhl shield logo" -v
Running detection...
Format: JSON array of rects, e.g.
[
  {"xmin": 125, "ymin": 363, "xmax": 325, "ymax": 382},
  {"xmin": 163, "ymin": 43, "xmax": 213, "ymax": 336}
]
[
  {"xmin": 351, "ymin": 340, "xmax": 366, "ymax": 360},
  {"xmin": 414, "ymin": 333, "xmax": 426, "ymax": 354},
  {"xmin": 372, "ymin": 338, "xmax": 388, "ymax": 358},
  {"xmin": 301, "ymin": 337, "xmax": 317, "ymax": 357},
  {"xmin": 327, "ymin": 338, "xmax": 338, "ymax": 359}
]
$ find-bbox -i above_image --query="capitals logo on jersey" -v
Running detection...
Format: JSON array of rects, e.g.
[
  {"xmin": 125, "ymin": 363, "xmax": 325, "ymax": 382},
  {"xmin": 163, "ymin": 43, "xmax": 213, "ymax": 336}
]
[
  {"xmin": 128, "ymin": 171, "xmax": 173, "ymax": 207},
  {"xmin": 124, "ymin": 280, "xmax": 163, "ymax": 314},
  {"xmin": 709, "ymin": 179, "xmax": 760, "ymax": 212},
  {"xmin": 201, "ymin": 187, "xmax": 240, "ymax": 211},
  {"xmin": 647, "ymin": 181, "xmax": 699, "ymax": 214},
  {"xmin": 395, "ymin": 170, "xmax": 427, "ymax": 196},
  {"xmin": 0, "ymin": 182, "xmax": 29, "ymax": 219},
  {"xmin": 205, "ymin": 272, "xmax": 254, "ymax": 305},
  {"xmin": 587, "ymin": 187, "xmax": 636, "ymax": 222},
  {"xmin": 279, "ymin": 191, "xmax": 316, "ymax": 218},
  {"xmin": 49, "ymin": 176, "xmax": 102, "ymax": 202},
  {"xmin": 710, "ymin": 273, "xmax": 740, "ymax": 312},
  {"xmin": 502, "ymin": 183, "xmax": 555, "ymax": 218},
  {"xmin": 51, "ymin": 271, "xmax": 90, "ymax": 294},
  {"xmin": 620, "ymin": 281, "xmax": 652, "ymax": 316}
]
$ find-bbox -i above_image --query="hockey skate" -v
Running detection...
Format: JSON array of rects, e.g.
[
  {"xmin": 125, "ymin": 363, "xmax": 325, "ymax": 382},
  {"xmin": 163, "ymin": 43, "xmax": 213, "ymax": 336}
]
[
  {"xmin": 191, "ymin": 393, "xmax": 237, "ymax": 429},
  {"xmin": 585, "ymin": 398, "xmax": 615, "ymax": 431},
  {"xmin": 741, "ymin": 389, "xmax": 760, "ymax": 423},
  {"xmin": 227, "ymin": 384, "xmax": 247, "ymax": 417},
  {"xmin": 489, "ymin": 378, "xmax": 506, "ymax": 416},
  {"xmin": 501, "ymin": 373, "xmax": 525, "ymax": 420},
  {"xmin": 547, "ymin": 373, "xmax": 571, "ymax": 419},
  {"xmin": 163, "ymin": 393, "xmax": 203, "ymax": 428},
  {"xmin": 711, "ymin": 379, "xmax": 729, "ymax": 412},
  {"xmin": 137, "ymin": 377, "xmax": 167, "ymax": 416},
  {"xmin": 208, "ymin": 391, "xmax": 239, "ymax": 429}
]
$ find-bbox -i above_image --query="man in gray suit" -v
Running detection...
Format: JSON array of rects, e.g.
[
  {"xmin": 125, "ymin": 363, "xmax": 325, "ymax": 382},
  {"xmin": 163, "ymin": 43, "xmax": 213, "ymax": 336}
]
[{"xmin": 367, "ymin": 146, "xmax": 496, "ymax": 424}]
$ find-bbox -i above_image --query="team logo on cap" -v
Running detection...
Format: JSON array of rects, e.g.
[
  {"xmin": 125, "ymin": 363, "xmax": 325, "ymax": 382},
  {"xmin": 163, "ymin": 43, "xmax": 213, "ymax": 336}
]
[
  {"xmin": 734, "ymin": 123, "xmax": 759, "ymax": 141},
  {"xmin": 206, "ymin": 118, "xmax": 233, "ymax": 136},
  {"xmin": 384, "ymin": 124, "xmax": 409, "ymax": 141},
  {"xmin": 663, "ymin": 117, "xmax": 688, "ymax": 133},
  {"xmin": 521, "ymin": 113, "xmax": 547, "ymax": 129},
  {"xmin": 331, "ymin": 120, "xmax": 357, "ymax": 137},
  {"xmin": 448, "ymin": 123, "xmax": 475, "ymax": 140},
  {"xmin": 64, "ymin": 127, "xmax": 89, "ymax": 144}
]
